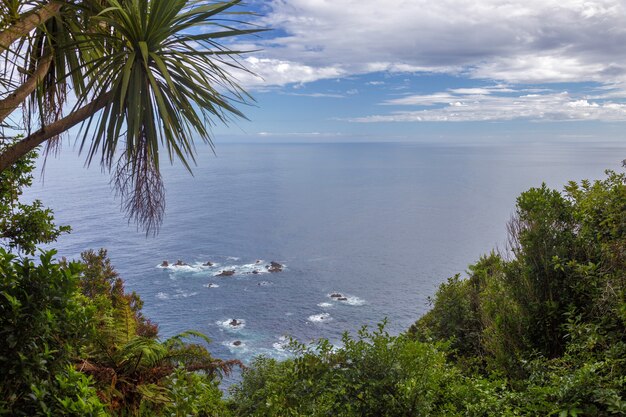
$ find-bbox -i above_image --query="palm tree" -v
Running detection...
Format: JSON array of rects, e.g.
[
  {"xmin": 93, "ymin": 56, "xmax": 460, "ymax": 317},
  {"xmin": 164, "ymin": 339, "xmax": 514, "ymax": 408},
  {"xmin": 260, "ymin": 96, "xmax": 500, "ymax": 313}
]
[{"xmin": 0, "ymin": 0, "xmax": 262, "ymax": 232}]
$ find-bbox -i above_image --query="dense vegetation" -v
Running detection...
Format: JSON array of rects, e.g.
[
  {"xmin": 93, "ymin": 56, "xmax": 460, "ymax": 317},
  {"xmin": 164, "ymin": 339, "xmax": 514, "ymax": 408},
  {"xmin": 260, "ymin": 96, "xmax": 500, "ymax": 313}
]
[
  {"xmin": 228, "ymin": 171, "xmax": 626, "ymax": 416},
  {"xmin": 2, "ymin": 141, "xmax": 626, "ymax": 415},
  {"xmin": 0, "ymin": 150, "xmax": 236, "ymax": 416}
]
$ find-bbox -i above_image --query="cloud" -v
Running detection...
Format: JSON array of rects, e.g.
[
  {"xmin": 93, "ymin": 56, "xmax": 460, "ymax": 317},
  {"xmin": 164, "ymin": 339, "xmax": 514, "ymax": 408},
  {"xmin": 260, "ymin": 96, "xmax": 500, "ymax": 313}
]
[
  {"xmin": 231, "ymin": 57, "xmax": 345, "ymax": 87},
  {"xmin": 349, "ymin": 90, "xmax": 626, "ymax": 122},
  {"xmin": 286, "ymin": 92, "xmax": 346, "ymax": 98},
  {"xmin": 244, "ymin": 0, "xmax": 626, "ymax": 86}
]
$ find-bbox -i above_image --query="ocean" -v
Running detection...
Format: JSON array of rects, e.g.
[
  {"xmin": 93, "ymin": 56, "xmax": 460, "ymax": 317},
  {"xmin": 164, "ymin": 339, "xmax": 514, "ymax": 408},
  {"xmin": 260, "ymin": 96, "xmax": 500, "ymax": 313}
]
[{"xmin": 23, "ymin": 139, "xmax": 624, "ymax": 369}]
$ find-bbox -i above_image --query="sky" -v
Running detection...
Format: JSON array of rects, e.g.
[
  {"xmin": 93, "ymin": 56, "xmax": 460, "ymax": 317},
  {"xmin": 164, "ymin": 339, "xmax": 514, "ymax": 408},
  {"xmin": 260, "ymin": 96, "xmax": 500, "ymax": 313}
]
[{"xmin": 211, "ymin": 0, "xmax": 626, "ymax": 142}]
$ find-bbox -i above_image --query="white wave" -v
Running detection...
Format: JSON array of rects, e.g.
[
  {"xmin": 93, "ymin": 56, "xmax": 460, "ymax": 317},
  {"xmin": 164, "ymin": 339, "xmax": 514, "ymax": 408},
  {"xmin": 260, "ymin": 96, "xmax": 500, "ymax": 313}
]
[
  {"xmin": 273, "ymin": 336, "xmax": 290, "ymax": 351},
  {"xmin": 157, "ymin": 261, "xmax": 220, "ymax": 274},
  {"xmin": 157, "ymin": 258, "xmax": 278, "ymax": 277},
  {"xmin": 203, "ymin": 283, "xmax": 219, "ymax": 288},
  {"xmin": 173, "ymin": 290, "xmax": 198, "ymax": 299},
  {"xmin": 343, "ymin": 296, "xmax": 366, "ymax": 306},
  {"xmin": 155, "ymin": 292, "xmax": 169, "ymax": 300},
  {"xmin": 308, "ymin": 313, "xmax": 332, "ymax": 323},
  {"xmin": 216, "ymin": 318, "xmax": 246, "ymax": 331},
  {"xmin": 317, "ymin": 302, "xmax": 333, "ymax": 308},
  {"xmin": 213, "ymin": 263, "xmax": 269, "ymax": 277}
]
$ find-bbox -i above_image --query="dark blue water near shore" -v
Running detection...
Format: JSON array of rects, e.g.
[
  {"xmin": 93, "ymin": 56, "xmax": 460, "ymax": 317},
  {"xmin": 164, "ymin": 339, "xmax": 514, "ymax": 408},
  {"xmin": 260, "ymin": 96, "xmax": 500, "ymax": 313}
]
[{"xmin": 23, "ymin": 139, "xmax": 624, "ymax": 369}]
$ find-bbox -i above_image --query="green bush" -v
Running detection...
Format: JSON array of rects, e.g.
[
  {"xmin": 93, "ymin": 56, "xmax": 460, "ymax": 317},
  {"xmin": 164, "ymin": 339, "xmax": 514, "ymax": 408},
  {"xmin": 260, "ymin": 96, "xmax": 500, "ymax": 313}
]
[
  {"xmin": 0, "ymin": 249, "xmax": 95, "ymax": 415},
  {"xmin": 411, "ymin": 170, "xmax": 626, "ymax": 414},
  {"xmin": 229, "ymin": 322, "xmax": 514, "ymax": 416}
]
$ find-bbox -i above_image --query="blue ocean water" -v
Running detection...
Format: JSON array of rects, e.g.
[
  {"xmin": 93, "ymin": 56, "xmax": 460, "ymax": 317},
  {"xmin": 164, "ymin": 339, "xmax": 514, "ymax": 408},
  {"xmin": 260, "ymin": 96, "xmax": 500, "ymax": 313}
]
[{"xmin": 23, "ymin": 139, "xmax": 624, "ymax": 368}]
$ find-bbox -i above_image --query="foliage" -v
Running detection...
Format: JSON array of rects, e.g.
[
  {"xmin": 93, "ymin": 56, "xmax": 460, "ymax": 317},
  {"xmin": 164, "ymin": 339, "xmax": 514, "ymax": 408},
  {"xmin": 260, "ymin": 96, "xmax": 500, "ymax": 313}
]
[
  {"xmin": 0, "ymin": 249, "xmax": 95, "ymax": 415},
  {"xmin": 229, "ymin": 323, "xmax": 513, "ymax": 417},
  {"xmin": 79, "ymin": 248, "xmax": 158, "ymax": 340},
  {"xmin": 74, "ymin": 249, "xmax": 239, "ymax": 416},
  {"xmin": 0, "ymin": 140, "xmax": 69, "ymax": 254},
  {"xmin": 30, "ymin": 366, "xmax": 108, "ymax": 417},
  {"xmin": 410, "ymin": 170, "xmax": 626, "ymax": 414},
  {"xmin": 0, "ymin": 244, "xmax": 237, "ymax": 416},
  {"xmin": 152, "ymin": 366, "xmax": 231, "ymax": 417},
  {"xmin": 0, "ymin": 0, "xmax": 263, "ymax": 232},
  {"xmin": 233, "ymin": 170, "xmax": 626, "ymax": 416}
]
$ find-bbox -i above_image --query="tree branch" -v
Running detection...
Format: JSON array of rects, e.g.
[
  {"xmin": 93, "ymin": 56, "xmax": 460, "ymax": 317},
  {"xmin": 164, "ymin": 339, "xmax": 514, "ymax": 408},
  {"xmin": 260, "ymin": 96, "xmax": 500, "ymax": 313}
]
[
  {"xmin": 0, "ymin": 91, "xmax": 114, "ymax": 172},
  {"xmin": 0, "ymin": 54, "xmax": 52, "ymax": 123},
  {"xmin": 0, "ymin": 2, "xmax": 62, "ymax": 52}
]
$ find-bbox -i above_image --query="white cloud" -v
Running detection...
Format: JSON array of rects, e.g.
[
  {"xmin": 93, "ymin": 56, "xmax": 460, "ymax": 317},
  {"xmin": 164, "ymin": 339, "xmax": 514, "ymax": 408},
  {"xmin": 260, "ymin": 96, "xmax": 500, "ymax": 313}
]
[
  {"xmin": 349, "ymin": 90, "xmax": 626, "ymax": 122},
  {"xmin": 244, "ymin": 0, "xmax": 626, "ymax": 86},
  {"xmin": 286, "ymin": 92, "xmax": 346, "ymax": 98},
  {"xmin": 231, "ymin": 57, "xmax": 345, "ymax": 87}
]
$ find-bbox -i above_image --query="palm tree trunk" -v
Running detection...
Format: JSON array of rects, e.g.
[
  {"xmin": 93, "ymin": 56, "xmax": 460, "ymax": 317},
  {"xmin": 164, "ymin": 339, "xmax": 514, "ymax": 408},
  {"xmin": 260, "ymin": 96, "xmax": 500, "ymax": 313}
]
[
  {"xmin": 0, "ymin": 2, "xmax": 62, "ymax": 52},
  {"xmin": 0, "ymin": 55, "xmax": 52, "ymax": 123},
  {"xmin": 0, "ymin": 91, "xmax": 113, "ymax": 172}
]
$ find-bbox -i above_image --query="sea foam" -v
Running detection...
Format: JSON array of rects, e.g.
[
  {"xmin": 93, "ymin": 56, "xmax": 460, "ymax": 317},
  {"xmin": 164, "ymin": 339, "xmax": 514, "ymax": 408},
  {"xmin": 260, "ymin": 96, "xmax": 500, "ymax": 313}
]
[
  {"xmin": 308, "ymin": 313, "xmax": 332, "ymax": 323},
  {"xmin": 216, "ymin": 318, "xmax": 246, "ymax": 331}
]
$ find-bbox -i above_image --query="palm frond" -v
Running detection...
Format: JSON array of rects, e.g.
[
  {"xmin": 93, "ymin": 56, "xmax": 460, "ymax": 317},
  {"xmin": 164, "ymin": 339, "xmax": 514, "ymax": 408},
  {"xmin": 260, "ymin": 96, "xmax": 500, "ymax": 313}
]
[{"xmin": 72, "ymin": 0, "xmax": 264, "ymax": 233}]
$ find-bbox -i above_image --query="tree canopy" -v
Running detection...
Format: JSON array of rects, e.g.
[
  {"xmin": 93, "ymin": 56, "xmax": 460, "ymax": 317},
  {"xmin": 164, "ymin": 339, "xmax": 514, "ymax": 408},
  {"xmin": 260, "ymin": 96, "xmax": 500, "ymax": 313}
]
[{"xmin": 0, "ymin": 0, "xmax": 261, "ymax": 232}]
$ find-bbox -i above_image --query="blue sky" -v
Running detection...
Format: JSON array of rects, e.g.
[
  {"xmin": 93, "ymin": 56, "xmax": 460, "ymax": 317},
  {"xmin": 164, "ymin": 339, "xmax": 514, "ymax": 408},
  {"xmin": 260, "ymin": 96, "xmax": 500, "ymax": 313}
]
[{"xmin": 212, "ymin": 0, "xmax": 626, "ymax": 142}]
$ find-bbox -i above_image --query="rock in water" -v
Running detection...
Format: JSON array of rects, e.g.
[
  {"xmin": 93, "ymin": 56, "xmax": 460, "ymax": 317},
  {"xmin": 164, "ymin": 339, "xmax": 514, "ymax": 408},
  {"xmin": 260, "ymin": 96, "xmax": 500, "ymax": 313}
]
[
  {"xmin": 267, "ymin": 261, "xmax": 283, "ymax": 272},
  {"xmin": 233, "ymin": 340, "xmax": 242, "ymax": 346},
  {"xmin": 203, "ymin": 261, "xmax": 213, "ymax": 266},
  {"xmin": 217, "ymin": 270, "xmax": 235, "ymax": 276},
  {"xmin": 330, "ymin": 293, "xmax": 343, "ymax": 298}
]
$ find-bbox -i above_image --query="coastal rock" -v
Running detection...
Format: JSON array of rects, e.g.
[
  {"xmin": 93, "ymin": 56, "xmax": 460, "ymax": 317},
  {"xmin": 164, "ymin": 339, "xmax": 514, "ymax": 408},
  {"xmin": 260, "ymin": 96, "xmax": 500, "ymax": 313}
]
[
  {"xmin": 203, "ymin": 261, "xmax": 214, "ymax": 267},
  {"xmin": 160, "ymin": 260, "xmax": 169, "ymax": 267},
  {"xmin": 217, "ymin": 270, "xmax": 235, "ymax": 277},
  {"xmin": 337, "ymin": 297, "xmax": 348, "ymax": 301},
  {"xmin": 266, "ymin": 261, "xmax": 283, "ymax": 273},
  {"xmin": 230, "ymin": 319, "xmax": 241, "ymax": 327},
  {"xmin": 233, "ymin": 340, "xmax": 242, "ymax": 346},
  {"xmin": 330, "ymin": 293, "xmax": 343, "ymax": 298},
  {"xmin": 174, "ymin": 260, "xmax": 187, "ymax": 266}
]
